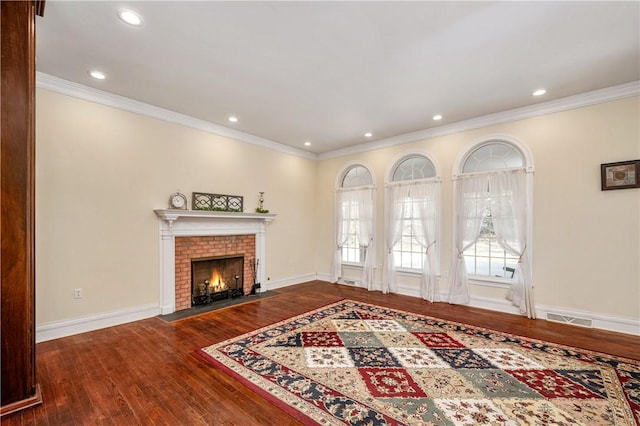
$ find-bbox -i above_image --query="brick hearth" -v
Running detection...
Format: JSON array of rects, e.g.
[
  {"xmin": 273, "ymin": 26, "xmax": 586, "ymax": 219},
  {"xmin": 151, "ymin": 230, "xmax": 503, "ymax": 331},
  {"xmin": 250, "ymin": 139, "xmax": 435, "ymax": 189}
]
[{"xmin": 174, "ymin": 235, "xmax": 256, "ymax": 311}]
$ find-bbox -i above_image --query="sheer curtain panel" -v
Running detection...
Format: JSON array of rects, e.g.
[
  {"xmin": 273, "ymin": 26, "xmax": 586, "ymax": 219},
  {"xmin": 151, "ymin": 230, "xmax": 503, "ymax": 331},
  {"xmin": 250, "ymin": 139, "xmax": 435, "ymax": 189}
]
[
  {"xmin": 412, "ymin": 181, "xmax": 440, "ymax": 301},
  {"xmin": 383, "ymin": 180, "xmax": 440, "ymax": 300},
  {"xmin": 383, "ymin": 185, "xmax": 408, "ymax": 294},
  {"xmin": 355, "ymin": 188, "xmax": 375, "ymax": 290},
  {"xmin": 333, "ymin": 190, "xmax": 353, "ymax": 282},
  {"xmin": 448, "ymin": 174, "xmax": 489, "ymax": 304},
  {"xmin": 333, "ymin": 187, "xmax": 375, "ymax": 289},
  {"xmin": 489, "ymin": 170, "xmax": 535, "ymax": 318}
]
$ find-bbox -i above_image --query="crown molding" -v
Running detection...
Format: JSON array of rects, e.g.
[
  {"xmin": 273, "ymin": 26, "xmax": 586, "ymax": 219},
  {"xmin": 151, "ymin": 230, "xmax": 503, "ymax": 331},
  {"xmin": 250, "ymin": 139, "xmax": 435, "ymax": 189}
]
[
  {"xmin": 318, "ymin": 81, "xmax": 640, "ymax": 160},
  {"xmin": 36, "ymin": 73, "xmax": 638, "ymax": 162},
  {"xmin": 35, "ymin": 72, "xmax": 318, "ymax": 161}
]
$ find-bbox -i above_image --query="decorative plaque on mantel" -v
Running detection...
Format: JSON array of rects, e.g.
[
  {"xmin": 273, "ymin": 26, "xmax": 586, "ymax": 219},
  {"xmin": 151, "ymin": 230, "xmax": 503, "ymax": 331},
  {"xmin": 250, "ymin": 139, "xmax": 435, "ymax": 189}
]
[{"xmin": 192, "ymin": 192, "xmax": 243, "ymax": 212}]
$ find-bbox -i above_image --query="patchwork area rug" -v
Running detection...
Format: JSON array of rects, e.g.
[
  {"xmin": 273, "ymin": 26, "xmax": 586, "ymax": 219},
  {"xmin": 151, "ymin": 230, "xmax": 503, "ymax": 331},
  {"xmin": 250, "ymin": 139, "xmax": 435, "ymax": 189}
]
[{"xmin": 198, "ymin": 300, "xmax": 640, "ymax": 425}]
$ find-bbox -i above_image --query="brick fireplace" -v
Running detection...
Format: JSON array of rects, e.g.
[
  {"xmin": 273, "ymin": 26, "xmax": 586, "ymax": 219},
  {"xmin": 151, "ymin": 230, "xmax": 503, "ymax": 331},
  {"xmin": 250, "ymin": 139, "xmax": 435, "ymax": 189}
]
[
  {"xmin": 154, "ymin": 209, "xmax": 275, "ymax": 314},
  {"xmin": 174, "ymin": 235, "xmax": 255, "ymax": 311}
]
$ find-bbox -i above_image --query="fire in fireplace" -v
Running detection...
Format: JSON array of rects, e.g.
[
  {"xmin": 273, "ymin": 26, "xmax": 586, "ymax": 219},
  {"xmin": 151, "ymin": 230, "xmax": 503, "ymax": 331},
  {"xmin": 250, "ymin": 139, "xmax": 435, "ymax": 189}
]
[{"xmin": 191, "ymin": 255, "xmax": 244, "ymax": 306}]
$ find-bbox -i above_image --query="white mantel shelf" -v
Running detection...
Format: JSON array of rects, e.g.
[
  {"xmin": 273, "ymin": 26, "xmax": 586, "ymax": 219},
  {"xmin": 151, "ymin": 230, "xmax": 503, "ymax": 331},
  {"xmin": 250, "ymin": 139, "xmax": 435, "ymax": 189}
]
[
  {"xmin": 154, "ymin": 209, "xmax": 275, "ymax": 227},
  {"xmin": 154, "ymin": 209, "xmax": 275, "ymax": 314}
]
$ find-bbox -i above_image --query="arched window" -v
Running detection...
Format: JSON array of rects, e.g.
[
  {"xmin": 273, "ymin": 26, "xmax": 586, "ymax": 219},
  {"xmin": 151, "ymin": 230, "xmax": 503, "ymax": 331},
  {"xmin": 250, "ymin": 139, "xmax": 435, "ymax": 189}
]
[
  {"xmin": 449, "ymin": 137, "xmax": 535, "ymax": 318},
  {"xmin": 462, "ymin": 142, "xmax": 524, "ymax": 173},
  {"xmin": 392, "ymin": 155, "xmax": 436, "ymax": 181},
  {"xmin": 383, "ymin": 154, "xmax": 441, "ymax": 301},
  {"xmin": 462, "ymin": 143, "xmax": 524, "ymax": 278},
  {"xmin": 342, "ymin": 165, "xmax": 373, "ymax": 187},
  {"xmin": 334, "ymin": 164, "xmax": 375, "ymax": 290}
]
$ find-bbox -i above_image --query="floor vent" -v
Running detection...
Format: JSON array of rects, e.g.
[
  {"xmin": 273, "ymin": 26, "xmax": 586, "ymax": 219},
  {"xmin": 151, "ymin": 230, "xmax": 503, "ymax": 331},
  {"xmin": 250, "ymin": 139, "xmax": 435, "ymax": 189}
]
[
  {"xmin": 546, "ymin": 313, "xmax": 593, "ymax": 328},
  {"xmin": 342, "ymin": 279, "xmax": 356, "ymax": 285}
]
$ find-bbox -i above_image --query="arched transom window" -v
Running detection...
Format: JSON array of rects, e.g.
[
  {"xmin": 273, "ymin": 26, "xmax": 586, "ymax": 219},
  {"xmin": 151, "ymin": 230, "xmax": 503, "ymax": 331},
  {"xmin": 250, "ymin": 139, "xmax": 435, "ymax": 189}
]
[
  {"xmin": 392, "ymin": 155, "xmax": 436, "ymax": 182},
  {"xmin": 342, "ymin": 165, "xmax": 373, "ymax": 187},
  {"xmin": 462, "ymin": 142, "xmax": 524, "ymax": 173}
]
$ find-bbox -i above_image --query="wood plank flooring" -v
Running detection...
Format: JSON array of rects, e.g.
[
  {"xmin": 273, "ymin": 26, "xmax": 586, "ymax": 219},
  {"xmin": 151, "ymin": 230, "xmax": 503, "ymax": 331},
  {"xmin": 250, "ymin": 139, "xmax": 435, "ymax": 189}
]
[{"xmin": 3, "ymin": 281, "xmax": 639, "ymax": 425}]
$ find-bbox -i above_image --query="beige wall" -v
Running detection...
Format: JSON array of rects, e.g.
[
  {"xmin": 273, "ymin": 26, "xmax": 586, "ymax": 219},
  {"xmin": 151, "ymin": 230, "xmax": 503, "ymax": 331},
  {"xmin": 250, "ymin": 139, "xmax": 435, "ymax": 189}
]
[
  {"xmin": 316, "ymin": 96, "xmax": 640, "ymax": 321},
  {"xmin": 35, "ymin": 89, "xmax": 318, "ymax": 325},
  {"xmin": 35, "ymin": 88, "xmax": 639, "ymax": 329}
]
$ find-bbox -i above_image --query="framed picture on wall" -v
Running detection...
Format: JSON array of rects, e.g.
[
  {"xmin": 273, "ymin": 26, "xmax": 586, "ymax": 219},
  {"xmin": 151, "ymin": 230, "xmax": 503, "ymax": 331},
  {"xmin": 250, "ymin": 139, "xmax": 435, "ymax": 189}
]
[{"xmin": 601, "ymin": 160, "xmax": 640, "ymax": 190}]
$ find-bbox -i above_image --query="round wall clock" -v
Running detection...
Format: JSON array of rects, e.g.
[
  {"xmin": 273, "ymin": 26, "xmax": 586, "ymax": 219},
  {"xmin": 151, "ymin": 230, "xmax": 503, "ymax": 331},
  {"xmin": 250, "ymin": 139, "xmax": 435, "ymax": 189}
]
[{"xmin": 169, "ymin": 192, "xmax": 187, "ymax": 209}]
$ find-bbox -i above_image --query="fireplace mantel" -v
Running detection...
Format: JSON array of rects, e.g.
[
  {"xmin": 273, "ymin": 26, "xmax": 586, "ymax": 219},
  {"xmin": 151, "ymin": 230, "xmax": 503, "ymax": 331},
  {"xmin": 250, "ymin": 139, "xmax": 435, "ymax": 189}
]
[
  {"xmin": 154, "ymin": 209, "xmax": 275, "ymax": 314},
  {"xmin": 154, "ymin": 209, "xmax": 275, "ymax": 228}
]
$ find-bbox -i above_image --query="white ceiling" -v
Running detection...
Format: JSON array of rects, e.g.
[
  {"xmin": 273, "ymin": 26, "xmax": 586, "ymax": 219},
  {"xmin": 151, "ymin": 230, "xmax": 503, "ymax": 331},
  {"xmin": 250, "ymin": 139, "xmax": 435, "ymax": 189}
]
[{"xmin": 36, "ymin": 1, "xmax": 639, "ymax": 155}]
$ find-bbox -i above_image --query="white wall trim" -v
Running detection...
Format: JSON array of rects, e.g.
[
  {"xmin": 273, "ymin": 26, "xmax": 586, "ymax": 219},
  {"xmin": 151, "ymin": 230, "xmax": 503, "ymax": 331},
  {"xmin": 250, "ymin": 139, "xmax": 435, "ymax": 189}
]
[
  {"xmin": 37, "ymin": 278, "xmax": 639, "ymax": 341},
  {"xmin": 319, "ymin": 81, "xmax": 640, "ymax": 160},
  {"xmin": 467, "ymin": 294, "xmax": 523, "ymax": 316},
  {"xmin": 36, "ymin": 303, "xmax": 161, "ymax": 343},
  {"xmin": 265, "ymin": 273, "xmax": 319, "ymax": 291},
  {"xmin": 35, "ymin": 72, "xmax": 317, "ymax": 161},
  {"xmin": 35, "ymin": 272, "xmax": 318, "ymax": 342},
  {"xmin": 468, "ymin": 295, "xmax": 639, "ymax": 336},
  {"xmin": 334, "ymin": 278, "xmax": 639, "ymax": 336},
  {"xmin": 535, "ymin": 304, "xmax": 640, "ymax": 336},
  {"xmin": 37, "ymin": 73, "xmax": 638, "ymax": 163},
  {"xmin": 317, "ymin": 273, "xmax": 333, "ymax": 282}
]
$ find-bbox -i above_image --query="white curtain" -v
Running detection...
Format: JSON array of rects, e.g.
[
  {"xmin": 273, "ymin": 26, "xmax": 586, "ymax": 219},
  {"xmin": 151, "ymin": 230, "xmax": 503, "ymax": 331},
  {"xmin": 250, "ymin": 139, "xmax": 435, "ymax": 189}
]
[
  {"xmin": 333, "ymin": 187, "xmax": 375, "ymax": 290},
  {"xmin": 489, "ymin": 170, "xmax": 535, "ymax": 318},
  {"xmin": 448, "ymin": 174, "xmax": 488, "ymax": 304},
  {"xmin": 382, "ymin": 185, "xmax": 406, "ymax": 294},
  {"xmin": 411, "ymin": 182, "xmax": 440, "ymax": 301},
  {"xmin": 333, "ymin": 190, "xmax": 353, "ymax": 282},
  {"xmin": 383, "ymin": 180, "xmax": 440, "ymax": 301},
  {"xmin": 356, "ymin": 188, "xmax": 375, "ymax": 290}
]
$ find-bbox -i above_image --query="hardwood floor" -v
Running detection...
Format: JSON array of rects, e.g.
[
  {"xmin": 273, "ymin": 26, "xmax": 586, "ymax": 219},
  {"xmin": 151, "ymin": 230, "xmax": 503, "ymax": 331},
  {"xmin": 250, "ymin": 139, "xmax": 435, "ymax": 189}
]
[{"xmin": 4, "ymin": 281, "xmax": 639, "ymax": 425}]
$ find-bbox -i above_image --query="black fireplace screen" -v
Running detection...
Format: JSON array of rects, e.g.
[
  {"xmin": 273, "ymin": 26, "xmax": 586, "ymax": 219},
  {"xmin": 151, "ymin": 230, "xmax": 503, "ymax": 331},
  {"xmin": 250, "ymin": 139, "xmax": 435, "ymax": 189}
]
[{"xmin": 191, "ymin": 255, "xmax": 244, "ymax": 306}]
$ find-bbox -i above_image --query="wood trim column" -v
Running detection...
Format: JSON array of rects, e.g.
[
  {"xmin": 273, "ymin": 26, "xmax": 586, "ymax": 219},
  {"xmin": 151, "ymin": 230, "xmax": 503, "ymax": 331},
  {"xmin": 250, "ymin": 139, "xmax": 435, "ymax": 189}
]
[{"xmin": 1, "ymin": 0, "xmax": 44, "ymax": 416}]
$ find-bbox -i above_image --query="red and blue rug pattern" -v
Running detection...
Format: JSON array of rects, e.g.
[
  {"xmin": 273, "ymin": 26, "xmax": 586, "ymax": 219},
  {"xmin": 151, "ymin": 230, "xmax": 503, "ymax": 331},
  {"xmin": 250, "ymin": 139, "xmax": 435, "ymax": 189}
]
[{"xmin": 199, "ymin": 300, "xmax": 639, "ymax": 425}]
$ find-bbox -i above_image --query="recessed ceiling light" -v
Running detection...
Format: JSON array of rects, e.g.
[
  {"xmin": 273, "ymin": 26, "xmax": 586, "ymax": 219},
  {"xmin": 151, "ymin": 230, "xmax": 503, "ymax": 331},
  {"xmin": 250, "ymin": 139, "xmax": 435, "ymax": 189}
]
[
  {"xmin": 304, "ymin": 141, "xmax": 311, "ymax": 146},
  {"xmin": 117, "ymin": 9, "xmax": 143, "ymax": 26},
  {"xmin": 228, "ymin": 116, "xmax": 238, "ymax": 123},
  {"xmin": 89, "ymin": 70, "xmax": 106, "ymax": 80},
  {"xmin": 432, "ymin": 114, "xmax": 443, "ymax": 121},
  {"xmin": 533, "ymin": 89, "xmax": 547, "ymax": 96},
  {"xmin": 364, "ymin": 132, "xmax": 373, "ymax": 138}
]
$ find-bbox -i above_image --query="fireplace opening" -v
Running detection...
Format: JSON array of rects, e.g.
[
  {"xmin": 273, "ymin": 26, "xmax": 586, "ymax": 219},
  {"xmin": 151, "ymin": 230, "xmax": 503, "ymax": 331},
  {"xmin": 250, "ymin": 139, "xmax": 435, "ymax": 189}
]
[{"xmin": 191, "ymin": 255, "xmax": 244, "ymax": 306}]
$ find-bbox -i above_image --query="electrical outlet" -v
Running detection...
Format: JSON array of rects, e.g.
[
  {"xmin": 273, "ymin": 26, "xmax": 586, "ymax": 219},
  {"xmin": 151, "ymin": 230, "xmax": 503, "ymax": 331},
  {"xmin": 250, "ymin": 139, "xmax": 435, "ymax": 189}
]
[
  {"xmin": 442, "ymin": 271, "xmax": 449, "ymax": 278},
  {"xmin": 74, "ymin": 288, "xmax": 82, "ymax": 299}
]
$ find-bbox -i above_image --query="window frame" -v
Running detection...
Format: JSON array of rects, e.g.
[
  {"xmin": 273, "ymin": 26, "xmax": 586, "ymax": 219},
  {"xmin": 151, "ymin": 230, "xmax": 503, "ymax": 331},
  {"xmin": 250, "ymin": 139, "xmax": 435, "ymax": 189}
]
[
  {"xmin": 336, "ymin": 163, "xmax": 375, "ymax": 267},
  {"xmin": 386, "ymin": 153, "xmax": 441, "ymax": 275},
  {"xmin": 453, "ymin": 135, "xmax": 534, "ymax": 287},
  {"xmin": 462, "ymin": 196, "xmax": 521, "ymax": 282}
]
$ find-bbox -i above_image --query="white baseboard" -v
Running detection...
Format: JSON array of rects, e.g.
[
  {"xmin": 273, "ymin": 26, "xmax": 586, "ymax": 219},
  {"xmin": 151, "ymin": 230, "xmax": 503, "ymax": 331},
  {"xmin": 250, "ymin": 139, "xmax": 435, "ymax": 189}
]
[
  {"xmin": 468, "ymin": 294, "xmax": 522, "ymax": 316},
  {"xmin": 337, "ymin": 278, "xmax": 640, "ymax": 336},
  {"xmin": 468, "ymin": 295, "xmax": 639, "ymax": 335},
  {"xmin": 263, "ymin": 273, "xmax": 319, "ymax": 291},
  {"xmin": 36, "ymin": 303, "xmax": 161, "ymax": 343},
  {"xmin": 35, "ymin": 272, "xmax": 320, "ymax": 342},
  {"xmin": 395, "ymin": 282, "xmax": 422, "ymax": 298},
  {"xmin": 316, "ymin": 273, "xmax": 333, "ymax": 282},
  {"xmin": 535, "ymin": 303, "xmax": 639, "ymax": 335},
  {"xmin": 36, "ymin": 276, "xmax": 640, "ymax": 342}
]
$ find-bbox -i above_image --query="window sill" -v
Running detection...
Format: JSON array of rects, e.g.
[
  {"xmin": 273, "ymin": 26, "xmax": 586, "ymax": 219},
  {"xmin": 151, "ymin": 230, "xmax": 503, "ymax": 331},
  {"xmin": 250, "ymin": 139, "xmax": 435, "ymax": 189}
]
[
  {"xmin": 468, "ymin": 276, "xmax": 512, "ymax": 289},
  {"xmin": 396, "ymin": 268, "xmax": 427, "ymax": 276},
  {"xmin": 342, "ymin": 262, "xmax": 363, "ymax": 268}
]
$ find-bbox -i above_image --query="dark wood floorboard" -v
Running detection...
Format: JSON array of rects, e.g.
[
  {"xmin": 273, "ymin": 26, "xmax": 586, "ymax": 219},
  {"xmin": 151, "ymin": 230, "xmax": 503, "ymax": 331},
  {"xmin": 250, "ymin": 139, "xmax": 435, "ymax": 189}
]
[{"xmin": 3, "ymin": 281, "xmax": 639, "ymax": 425}]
